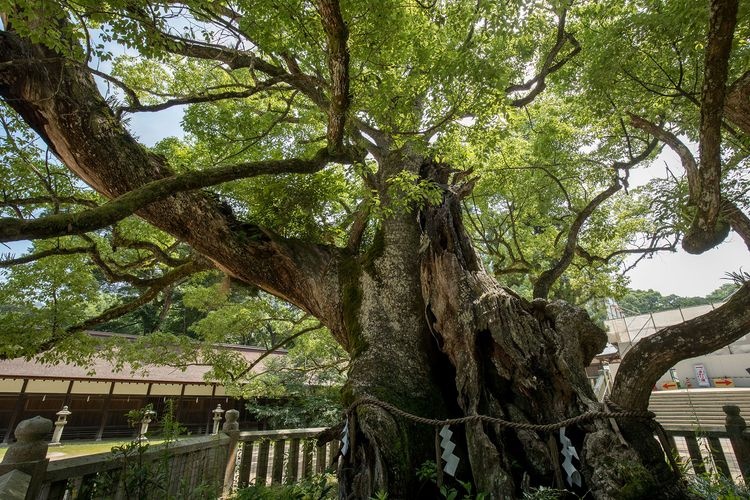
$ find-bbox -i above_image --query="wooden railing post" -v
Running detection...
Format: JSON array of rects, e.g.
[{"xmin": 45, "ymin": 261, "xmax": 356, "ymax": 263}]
[
  {"xmin": 0, "ymin": 416, "xmax": 53, "ymax": 500},
  {"xmin": 222, "ymin": 409, "xmax": 241, "ymax": 498},
  {"xmin": 271, "ymin": 440, "xmax": 285, "ymax": 484},
  {"xmin": 684, "ymin": 432, "xmax": 706, "ymax": 475},
  {"xmin": 724, "ymin": 404, "xmax": 750, "ymax": 482}
]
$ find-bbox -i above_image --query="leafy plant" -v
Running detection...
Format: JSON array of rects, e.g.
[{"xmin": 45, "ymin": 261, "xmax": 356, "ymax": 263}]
[
  {"xmin": 415, "ymin": 460, "xmax": 487, "ymax": 500},
  {"xmin": 233, "ymin": 474, "xmax": 336, "ymax": 500}
]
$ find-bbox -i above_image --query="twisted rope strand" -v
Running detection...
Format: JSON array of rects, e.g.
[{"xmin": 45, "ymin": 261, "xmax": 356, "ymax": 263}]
[{"xmin": 347, "ymin": 396, "xmax": 655, "ymax": 433}]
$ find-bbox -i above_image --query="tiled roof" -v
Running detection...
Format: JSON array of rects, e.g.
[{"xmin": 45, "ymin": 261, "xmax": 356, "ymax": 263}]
[{"xmin": 0, "ymin": 331, "xmax": 285, "ymax": 384}]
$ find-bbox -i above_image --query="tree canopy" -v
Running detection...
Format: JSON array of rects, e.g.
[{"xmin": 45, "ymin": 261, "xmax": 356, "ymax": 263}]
[{"xmin": 1, "ymin": 0, "xmax": 750, "ymax": 497}]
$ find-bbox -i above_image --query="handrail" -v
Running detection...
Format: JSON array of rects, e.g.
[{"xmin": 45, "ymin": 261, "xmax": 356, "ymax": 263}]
[
  {"xmin": 43, "ymin": 434, "xmax": 229, "ymax": 482},
  {"xmin": 238, "ymin": 427, "xmax": 326, "ymax": 441}
]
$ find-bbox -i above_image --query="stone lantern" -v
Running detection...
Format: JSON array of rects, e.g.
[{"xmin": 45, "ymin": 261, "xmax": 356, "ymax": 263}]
[
  {"xmin": 50, "ymin": 405, "xmax": 72, "ymax": 446},
  {"xmin": 211, "ymin": 404, "xmax": 225, "ymax": 435},
  {"xmin": 136, "ymin": 408, "xmax": 157, "ymax": 442}
]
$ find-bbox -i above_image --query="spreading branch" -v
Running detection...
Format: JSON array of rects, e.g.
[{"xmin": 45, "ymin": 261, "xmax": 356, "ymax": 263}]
[
  {"xmin": 67, "ymin": 257, "xmax": 212, "ymax": 335},
  {"xmin": 629, "ymin": 113, "xmax": 750, "ymax": 251},
  {"xmin": 690, "ymin": 0, "xmax": 739, "ymax": 252},
  {"xmin": 0, "ymin": 245, "xmax": 93, "ymax": 267},
  {"xmin": 533, "ymin": 183, "xmax": 622, "ymax": 299},
  {"xmin": 228, "ymin": 322, "xmax": 324, "ymax": 382},
  {"xmin": 315, "ymin": 0, "xmax": 350, "ymax": 152},
  {"xmin": 0, "ymin": 149, "xmax": 334, "ymax": 242},
  {"xmin": 532, "ymin": 136, "xmax": 658, "ymax": 299},
  {"xmin": 613, "ymin": 282, "xmax": 750, "ymax": 410},
  {"xmin": 505, "ymin": 6, "xmax": 581, "ymax": 107}
]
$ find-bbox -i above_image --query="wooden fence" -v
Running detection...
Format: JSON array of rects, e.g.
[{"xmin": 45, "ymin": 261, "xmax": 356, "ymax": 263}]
[
  {"xmin": 1, "ymin": 404, "xmax": 749, "ymax": 498},
  {"xmin": 662, "ymin": 404, "xmax": 750, "ymax": 485},
  {"xmin": 0, "ymin": 424, "xmax": 336, "ymax": 499}
]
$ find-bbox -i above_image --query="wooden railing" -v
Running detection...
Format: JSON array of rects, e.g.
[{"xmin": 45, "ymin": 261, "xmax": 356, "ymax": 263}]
[
  {"xmin": 2, "ymin": 405, "xmax": 749, "ymax": 498},
  {"xmin": 231, "ymin": 428, "xmax": 338, "ymax": 489},
  {"xmin": 0, "ymin": 421, "xmax": 337, "ymax": 499},
  {"xmin": 39, "ymin": 434, "xmax": 232, "ymax": 499},
  {"xmin": 662, "ymin": 404, "xmax": 750, "ymax": 485}
]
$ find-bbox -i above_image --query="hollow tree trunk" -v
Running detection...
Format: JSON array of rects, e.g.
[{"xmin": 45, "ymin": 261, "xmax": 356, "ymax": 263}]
[{"xmin": 338, "ymin": 159, "xmax": 689, "ymax": 499}]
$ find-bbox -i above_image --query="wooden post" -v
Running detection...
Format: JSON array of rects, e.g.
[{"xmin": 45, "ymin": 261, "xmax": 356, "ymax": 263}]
[
  {"xmin": 237, "ymin": 441, "xmax": 254, "ymax": 488},
  {"xmin": 302, "ymin": 439, "xmax": 314, "ymax": 478},
  {"xmin": 684, "ymin": 432, "xmax": 706, "ymax": 474},
  {"xmin": 271, "ymin": 440, "xmax": 285, "ymax": 484},
  {"xmin": 287, "ymin": 438, "xmax": 301, "ymax": 482},
  {"xmin": 256, "ymin": 440, "xmax": 270, "ymax": 485},
  {"xmin": 724, "ymin": 405, "xmax": 750, "ymax": 483},
  {"xmin": 707, "ymin": 436, "xmax": 731, "ymax": 478},
  {"xmin": 95, "ymin": 381, "xmax": 116, "ymax": 441}
]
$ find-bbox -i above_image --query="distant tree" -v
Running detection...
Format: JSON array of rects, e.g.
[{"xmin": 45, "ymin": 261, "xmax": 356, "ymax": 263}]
[{"xmin": 619, "ymin": 282, "xmax": 742, "ymax": 314}]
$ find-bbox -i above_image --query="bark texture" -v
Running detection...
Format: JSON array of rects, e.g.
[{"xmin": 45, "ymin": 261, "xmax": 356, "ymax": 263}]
[{"xmin": 336, "ymin": 160, "xmax": 689, "ymax": 499}]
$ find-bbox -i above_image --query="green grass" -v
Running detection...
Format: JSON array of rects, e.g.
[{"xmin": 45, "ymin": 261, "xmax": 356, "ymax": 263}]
[{"xmin": 0, "ymin": 438, "xmax": 166, "ymax": 461}]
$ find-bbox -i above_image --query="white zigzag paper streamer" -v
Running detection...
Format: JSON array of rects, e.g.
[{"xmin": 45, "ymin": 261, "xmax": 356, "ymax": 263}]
[
  {"xmin": 341, "ymin": 420, "xmax": 350, "ymax": 456},
  {"xmin": 559, "ymin": 427, "xmax": 582, "ymax": 488},
  {"xmin": 439, "ymin": 425, "xmax": 460, "ymax": 477}
]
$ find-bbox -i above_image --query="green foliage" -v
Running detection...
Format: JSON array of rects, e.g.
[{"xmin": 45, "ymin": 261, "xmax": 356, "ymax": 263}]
[
  {"xmin": 233, "ymin": 474, "xmax": 336, "ymax": 500},
  {"xmin": 415, "ymin": 461, "xmax": 487, "ymax": 500},
  {"xmin": 618, "ymin": 283, "xmax": 741, "ymax": 315},
  {"xmin": 84, "ymin": 400, "xmax": 213, "ymax": 500},
  {"xmin": 688, "ymin": 471, "xmax": 750, "ymax": 500}
]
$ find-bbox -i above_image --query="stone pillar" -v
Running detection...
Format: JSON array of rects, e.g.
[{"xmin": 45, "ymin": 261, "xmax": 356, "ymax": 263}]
[
  {"xmin": 724, "ymin": 405, "xmax": 750, "ymax": 483},
  {"xmin": 212, "ymin": 404, "xmax": 225, "ymax": 435},
  {"xmin": 136, "ymin": 409, "xmax": 157, "ymax": 443},
  {"xmin": 0, "ymin": 416, "xmax": 53, "ymax": 500},
  {"xmin": 221, "ymin": 409, "xmax": 241, "ymax": 497},
  {"xmin": 50, "ymin": 406, "xmax": 71, "ymax": 447}
]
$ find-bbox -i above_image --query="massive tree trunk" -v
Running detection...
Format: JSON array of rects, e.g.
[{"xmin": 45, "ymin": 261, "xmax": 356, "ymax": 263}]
[{"xmin": 336, "ymin": 158, "xmax": 688, "ymax": 499}]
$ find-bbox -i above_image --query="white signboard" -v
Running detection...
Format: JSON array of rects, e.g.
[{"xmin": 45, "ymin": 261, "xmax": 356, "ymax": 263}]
[{"xmin": 694, "ymin": 364, "xmax": 710, "ymax": 387}]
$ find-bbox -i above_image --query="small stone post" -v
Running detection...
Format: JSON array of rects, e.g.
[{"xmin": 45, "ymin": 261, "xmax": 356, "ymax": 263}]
[
  {"xmin": 49, "ymin": 406, "xmax": 71, "ymax": 447},
  {"xmin": 724, "ymin": 405, "xmax": 750, "ymax": 483},
  {"xmin": 136, "ymin": 409, "xmax": 157, "ymax": 442},
  {"xmin": 222, "ymin": 409, "xmax": 240, "ymax": 497},
  {"xmin": 212, "ymin": 404, "xmax": 225, "ymax": 435},
  {"xmin": 0, "ymin": 416, "xmax": 53, "ymax": 499}
]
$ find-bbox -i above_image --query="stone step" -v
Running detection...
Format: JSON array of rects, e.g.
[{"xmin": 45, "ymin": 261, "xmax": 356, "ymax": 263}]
[{"xmin": 647, "ymin": 388, "xmax": 750, "ymax": 429}]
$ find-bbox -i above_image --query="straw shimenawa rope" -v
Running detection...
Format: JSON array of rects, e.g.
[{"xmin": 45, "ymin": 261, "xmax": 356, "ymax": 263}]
[{"xmin": 345, "ymin": 396, "xmax": 655, "ymax": 432}]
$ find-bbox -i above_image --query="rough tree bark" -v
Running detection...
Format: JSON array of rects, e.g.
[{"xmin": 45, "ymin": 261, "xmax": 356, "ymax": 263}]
[
  {"xmin": 335, "ymin": 158, "xmax": 691, "ymax": 499},
  {"xmin": 3, "ymin": 11, "xmax": 747, "ymax": 500}
]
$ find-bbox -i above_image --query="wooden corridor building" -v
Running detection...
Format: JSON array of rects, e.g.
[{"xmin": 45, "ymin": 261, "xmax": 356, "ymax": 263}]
[{"xmin": 0, "ymin": 332, "xmax": 284, "ymax": 442}]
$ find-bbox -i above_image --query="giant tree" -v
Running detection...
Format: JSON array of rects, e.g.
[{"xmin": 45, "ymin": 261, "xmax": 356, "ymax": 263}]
[{"xmin": 1, "ymin": 0, "xmax": 750, "ymax": 498}]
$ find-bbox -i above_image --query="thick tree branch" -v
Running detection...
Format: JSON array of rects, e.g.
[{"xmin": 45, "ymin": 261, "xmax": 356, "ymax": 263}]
[
  {"xmin": 533, "ymin": 182, "xmax": 622, "ymax": 299},
  {"xmin": 0, "ymin": 149, "xmax": 332, "ymax": 242},
  {"xmin": 156, "ymin": 34, "xmax": 330, "ymax": 111},
  {"xmin": 0, "ymin": 245, "xmax": 93, "ymax": 267},
  {"xmin": 506, "ymin": 7, "xmax": 580, "ymax": 107},
  {"xmin": 315, "ymin": 0, "xmax": 350, "ymax": 152},
  {"xmin": 613, "ymin": 282, "xmax": 750, "ymax": 410},
  {"xmin": 628, "ymin": 113, "xmax": 750, "ymax": 251},
  {"xmin": 722, "ymin": 199, "xmax": 750, "ymax": 251},
  {"xmin": 628, "ymin": 114, "xmax": 699, "ymax": 198},
  {"xmin": 67, "ymin": 258, "xmax": 211, "ymax": 335},
  {"xmin": 724, "ymin": 69, "xmax": 750, "ymax": 136},
  {"xmin": 690, "ymin": 0, "xmax": 738, "ymax": 253},
  {"xmin": 0, "ymin": 25, "xmax": 350, "ymax": 343}
]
